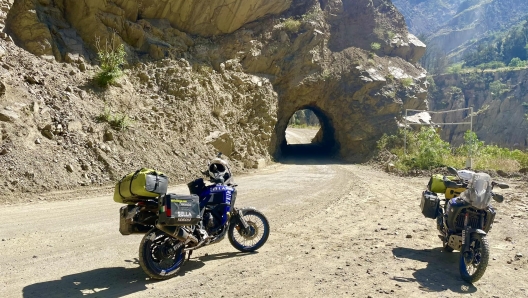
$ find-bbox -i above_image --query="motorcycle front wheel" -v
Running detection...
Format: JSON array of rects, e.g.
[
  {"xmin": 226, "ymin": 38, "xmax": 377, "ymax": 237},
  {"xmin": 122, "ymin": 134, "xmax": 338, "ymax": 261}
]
[
  {"xmin": 228, "ymin": 209, "xmax": 270, "ymax": 252},
  {"xmin": 459, "ymin": 234, "xmax": 490, "ymax": 283},
  {"xmin": 139, "ymin": 228, "xmax": 186, "ymax": 280}
]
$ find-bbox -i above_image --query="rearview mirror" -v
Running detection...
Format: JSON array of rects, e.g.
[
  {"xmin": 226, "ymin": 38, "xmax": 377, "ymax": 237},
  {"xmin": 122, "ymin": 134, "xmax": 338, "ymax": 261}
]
[
  {"xmin": 497, "ymin": 183, "xmax": 509, "ymax": 189},
  {"xmin": 492, "ymin": 193, "xmax": 504, "ymax": 203},
  {"xmin": 447, "ymin": 166, "xmax": 458, "ymax": 176}
]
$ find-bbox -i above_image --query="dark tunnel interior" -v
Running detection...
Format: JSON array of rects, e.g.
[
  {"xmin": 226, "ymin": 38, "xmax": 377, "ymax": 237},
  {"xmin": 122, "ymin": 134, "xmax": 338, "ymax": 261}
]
[{"xmin": 279, "ymin": 106, "xmax": 339, "ymax": 160}]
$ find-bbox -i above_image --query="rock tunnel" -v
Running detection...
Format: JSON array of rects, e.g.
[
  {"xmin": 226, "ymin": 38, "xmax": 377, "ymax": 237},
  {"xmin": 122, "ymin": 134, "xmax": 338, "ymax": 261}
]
[
  {"xmin": 275, "ymin": 105, "xmax": 339, "ymax": 159},
  {"xmin": 4, "ymin": 0, "xmax": 430, "ymax": 166}
]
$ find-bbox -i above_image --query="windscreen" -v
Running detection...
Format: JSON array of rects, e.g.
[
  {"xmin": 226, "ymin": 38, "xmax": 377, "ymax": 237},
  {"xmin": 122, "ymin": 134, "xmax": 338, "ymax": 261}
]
[{"xmin": 462, "ymin": 173, "xmax": 492, "ymax": 209}]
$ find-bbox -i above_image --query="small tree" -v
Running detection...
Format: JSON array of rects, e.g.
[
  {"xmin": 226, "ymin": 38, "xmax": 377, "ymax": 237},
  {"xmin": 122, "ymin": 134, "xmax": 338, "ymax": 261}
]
[
  {"xmin": 95, "ymin": 35, "xmax": 127, "ymax": 87},
  {"xmin": 509, "ymin": 57, "xmax": 527, "ymax": 68}
]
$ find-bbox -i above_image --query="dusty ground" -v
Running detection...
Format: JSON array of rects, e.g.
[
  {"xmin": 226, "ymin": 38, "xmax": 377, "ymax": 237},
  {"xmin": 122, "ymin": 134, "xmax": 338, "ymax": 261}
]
[{"xmin": 1, "ymin": 128, "xmax": 527, "ymax": 298}]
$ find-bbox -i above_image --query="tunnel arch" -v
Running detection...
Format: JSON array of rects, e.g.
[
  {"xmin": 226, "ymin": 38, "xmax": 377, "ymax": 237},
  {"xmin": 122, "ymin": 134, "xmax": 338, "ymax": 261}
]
[{"xmin": 274, "ymin": 104, "xmax": 340, "ymax": 160}]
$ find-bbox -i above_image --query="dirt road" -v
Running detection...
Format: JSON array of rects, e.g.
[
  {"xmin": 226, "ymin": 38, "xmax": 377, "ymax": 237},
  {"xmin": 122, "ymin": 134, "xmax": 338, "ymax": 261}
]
[
  {"xmin": 1, "ymin": 129, "xmax": 527, "ymax": 298},
  {"xmin": 285, "ymin": 127, "xmax": 319, "ymax": 144}
]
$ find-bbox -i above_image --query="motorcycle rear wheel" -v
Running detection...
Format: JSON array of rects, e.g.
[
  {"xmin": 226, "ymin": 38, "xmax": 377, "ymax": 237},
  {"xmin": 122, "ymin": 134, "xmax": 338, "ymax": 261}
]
[
  {"xmin": 228, "ymin": 210, "xmax": 270, "ymax": 252},
  {"xmin": 459, "ymin": 234, "xmax": 490, "ymax": 283},
  {"xmin": 139, "ymin": 228, "xmax": 186, "ymax": 280}
]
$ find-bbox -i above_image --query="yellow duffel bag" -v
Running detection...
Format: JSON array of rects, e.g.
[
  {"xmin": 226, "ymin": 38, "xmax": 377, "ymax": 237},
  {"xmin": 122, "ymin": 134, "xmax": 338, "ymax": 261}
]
[
  {"xmin": 113, "ymin": 168, "xmax": 168, "ymax": 204},
  {"xmin": 427, "ymin": 174, "xmax": 457, "ymax": 194}
]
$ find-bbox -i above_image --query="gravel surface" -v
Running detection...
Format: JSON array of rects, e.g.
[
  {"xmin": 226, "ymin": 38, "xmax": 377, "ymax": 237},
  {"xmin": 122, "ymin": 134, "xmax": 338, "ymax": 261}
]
[{"xmin": 1, "ymin": 129, "xmax": 526, "ymax": 298}]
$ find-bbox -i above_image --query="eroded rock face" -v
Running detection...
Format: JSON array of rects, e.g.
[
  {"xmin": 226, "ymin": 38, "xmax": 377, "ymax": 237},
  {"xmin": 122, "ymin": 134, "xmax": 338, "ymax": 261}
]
[
  {"xmin": 6, "ymin": 0, "xmax": 292, "ymax": 61},
  {"xmin": 5, "ymin": 0, "xmax": 427, "ymax": 162},
  {"xmin": 430, "ymin": 71, "xmax": 528, "ymax": 149},
  {"xmin": 140, "ymin": 0, "xmax": 292, "ymax": 36},
  {"xmin": 212, "ymin": 0, "xmax": 428, "ymax": 160}
]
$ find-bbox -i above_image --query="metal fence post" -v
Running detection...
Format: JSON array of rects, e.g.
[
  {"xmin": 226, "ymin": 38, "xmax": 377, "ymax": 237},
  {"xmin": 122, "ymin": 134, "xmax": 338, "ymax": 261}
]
[
  {"xmin": 404, "ymin": 109, "xmax": 407, "ymax": 156},
  {"xmin": 466, "ymin": 107, "xmax": 474, "ymax": 169}
]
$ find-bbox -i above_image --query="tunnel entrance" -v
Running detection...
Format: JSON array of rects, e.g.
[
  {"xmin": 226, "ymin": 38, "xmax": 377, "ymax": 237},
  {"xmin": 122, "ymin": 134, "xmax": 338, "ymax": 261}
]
[{"xmin": 279, "ymin": 106, "xmax": 339, "ymax": 160}]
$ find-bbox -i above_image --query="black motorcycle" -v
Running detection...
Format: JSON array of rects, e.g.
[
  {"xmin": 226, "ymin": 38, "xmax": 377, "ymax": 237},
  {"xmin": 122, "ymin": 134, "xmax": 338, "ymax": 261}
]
[{"xmin": 421, "ymin": 167, "xmax": 508, "ymax": 283}]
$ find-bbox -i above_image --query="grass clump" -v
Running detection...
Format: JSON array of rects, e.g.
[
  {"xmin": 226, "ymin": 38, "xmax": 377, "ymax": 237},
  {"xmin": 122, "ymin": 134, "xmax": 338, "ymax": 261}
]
[
  {"xmin": 378, "ymin": 128, "xmax": 528, "ymax": 173},
  {"xmin": 97, "ymin": 106, "xmax": 133, "ymax": 131},
  {"xmin": 401, "ymin": 77, "xmax": 413, "ymax": 87},
  {"xmin": 370, "ymin": 42, "xmax": 381, "ymax": 51},
  {"xmin": 94, "ymin": 36, "xmax": 127, "ymax": 87},
  {"xmin": 283, "ymin": 18, "xmax": 302, "ymax": 33}
]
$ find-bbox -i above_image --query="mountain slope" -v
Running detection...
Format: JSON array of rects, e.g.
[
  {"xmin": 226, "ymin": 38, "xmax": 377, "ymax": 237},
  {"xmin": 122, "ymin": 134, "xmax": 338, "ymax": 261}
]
[{"xmin": 393, "ymin": 0, "xmax": 528, "ymax": 59}]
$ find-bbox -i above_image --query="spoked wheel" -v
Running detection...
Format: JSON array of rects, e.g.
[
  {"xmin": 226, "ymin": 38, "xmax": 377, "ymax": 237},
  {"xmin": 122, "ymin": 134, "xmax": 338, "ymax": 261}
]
[
  {"xmin": 459, "ymin": 234, "xmax": 490, "ymax": 283},
  {"xmin": 228, "ymin": 210, "xmax": 270, "ymax": 252},
  {"xmin": 139, "ymin": 228, "xmax": 186, "ymax": 280}
]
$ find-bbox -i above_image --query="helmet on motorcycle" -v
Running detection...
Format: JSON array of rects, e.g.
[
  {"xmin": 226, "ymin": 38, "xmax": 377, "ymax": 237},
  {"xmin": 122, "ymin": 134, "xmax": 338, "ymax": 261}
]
[{"xmin": 208, "ymin": 158, "xmax": 231, "ymax": 182}]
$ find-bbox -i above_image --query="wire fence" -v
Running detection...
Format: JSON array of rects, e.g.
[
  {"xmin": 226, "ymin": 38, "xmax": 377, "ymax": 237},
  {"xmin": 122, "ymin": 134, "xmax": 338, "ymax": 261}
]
[{"xmin": 404, "ymin": 107, "xmax": 474, "ymax": 168}]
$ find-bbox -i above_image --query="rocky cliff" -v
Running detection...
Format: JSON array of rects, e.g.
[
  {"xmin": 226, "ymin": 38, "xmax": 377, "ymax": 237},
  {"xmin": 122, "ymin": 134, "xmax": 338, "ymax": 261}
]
[
  {"xmin": 430, "ymin": 70, "xmax": 528, "ymax": 148},
  {"xmin": 0, "ymin": 0, "xmax": 426, "ymax": 200},
  {"xmin": 393, "ymin": 0, "xmax": 528, "ymax": 57}
]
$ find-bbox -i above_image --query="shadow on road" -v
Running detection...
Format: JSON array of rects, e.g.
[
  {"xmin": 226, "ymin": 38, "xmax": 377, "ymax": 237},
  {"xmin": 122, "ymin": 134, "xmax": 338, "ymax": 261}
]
[
  {"xmin": 193, "ymin": 251, "xmax": 257, "ymax": 262},
  {"xmin": 23, "ymin": 265, "xmax": 151, "ymax": 298},
  {"xmin": 23, "ymin": 252, "xmax": 255, "ymax": 298},
  {"xmin": 278, "ymin": 144, "xmax": 344, "ymax": 165},
  {"xmin": 392, "ymin": 247, "xmax": 478, "ymax": 294}
]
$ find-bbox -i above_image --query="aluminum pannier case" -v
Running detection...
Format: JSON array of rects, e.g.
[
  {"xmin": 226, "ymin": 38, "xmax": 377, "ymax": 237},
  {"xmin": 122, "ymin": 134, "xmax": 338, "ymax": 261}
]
[
  {"xmin": 158, "ymin": 194, "xmax": 201, "ymax": 226},
  {"xmin": 420, "ymin": 190, "xmax": 440, "ymax": 219}
]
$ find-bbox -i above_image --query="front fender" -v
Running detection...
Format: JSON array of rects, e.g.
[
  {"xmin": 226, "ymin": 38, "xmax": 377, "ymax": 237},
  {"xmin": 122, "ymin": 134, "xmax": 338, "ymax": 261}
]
[
  {"xmin": 470, "ymin": 228, "xmax": 487, "ymax": 236},
  {"xmin": 463, "ymin": 228, "xmax": 487, "ymax": 252},
  {"xmin": 237, "ymin": 207, "xmax": 258, "ymax": 216}
]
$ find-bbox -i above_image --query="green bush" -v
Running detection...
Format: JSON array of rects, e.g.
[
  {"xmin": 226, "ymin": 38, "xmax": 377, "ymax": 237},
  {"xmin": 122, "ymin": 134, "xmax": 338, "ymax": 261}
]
[
  {"xmin": 378, "ymin": 128, "xmax": 528, "ymax": 172},
  {"xmin": 370, "ymin": 42, "xmax": 381, "ymax": 51},
  {"xmin": 95, "ymin": 38, "xmax": 127, "ymax": 87},
  {"xmin": 447, "ymin": 63, "xmax": 464, "ymax": 74},
  {"xmin": 489, "ymin": 80, "xmax": 510, "ymax": 99},
  {"xmin": 476, "ymin": 61, "xmax": 505, "ymax": 70},
  {"xmin": 283, "ymin": 18, "xmax": 302, "ymax": 33},
  {"xmin": 401, "ymin": 77, "xmax": 413, "ymax": 87},
  {"xmin": 508, "ymin": 57, "xmax": 527, "ymax": 68}
]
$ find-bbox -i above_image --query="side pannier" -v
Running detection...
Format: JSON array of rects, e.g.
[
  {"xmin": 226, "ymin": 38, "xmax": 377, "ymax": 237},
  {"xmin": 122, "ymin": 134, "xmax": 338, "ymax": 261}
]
[
  {"xmin": 113, "ymin": 168, "xmax": 168, "ymax": 204},
  {"xmin": 158, "ymin": 194, "xmax": 201, "ymax": 226},
  {"xmin": 420, "ymin": 190, "xmax": 440, "ymax": 219}
]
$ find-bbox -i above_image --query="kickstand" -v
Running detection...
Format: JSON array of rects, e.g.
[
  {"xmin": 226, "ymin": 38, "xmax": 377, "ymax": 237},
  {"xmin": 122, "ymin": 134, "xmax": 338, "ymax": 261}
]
[{"xmin": 187, "ymin": 250, "xmax": 193, "ymax": 261}]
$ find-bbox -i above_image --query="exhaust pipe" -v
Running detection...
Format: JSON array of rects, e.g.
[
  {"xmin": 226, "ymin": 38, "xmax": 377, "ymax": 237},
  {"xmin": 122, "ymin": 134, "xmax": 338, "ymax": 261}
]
[{"xmin": 155, "ymin": 224, "xmax": 198, "ymax": 244}]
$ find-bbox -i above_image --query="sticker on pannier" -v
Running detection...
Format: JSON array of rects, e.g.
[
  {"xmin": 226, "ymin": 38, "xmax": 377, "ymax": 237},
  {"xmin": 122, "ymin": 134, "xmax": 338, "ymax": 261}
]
[
  {"xmin": 158, "ymin": 194, "xmax": 201, "ymax": 226},
  {"xmin": 113, "ymin": 168, "xmax": 168, "ymax": 204}
]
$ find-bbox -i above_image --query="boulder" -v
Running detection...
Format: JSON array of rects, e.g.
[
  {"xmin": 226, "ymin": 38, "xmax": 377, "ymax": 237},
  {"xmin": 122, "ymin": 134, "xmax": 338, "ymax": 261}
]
[
  {"xmin": 206, "ymin": 131, "xmax": 234, "ymax": 157},
  {"xmin": 0, "ymin": 109, "xmax": 19, "ymax": 122}
]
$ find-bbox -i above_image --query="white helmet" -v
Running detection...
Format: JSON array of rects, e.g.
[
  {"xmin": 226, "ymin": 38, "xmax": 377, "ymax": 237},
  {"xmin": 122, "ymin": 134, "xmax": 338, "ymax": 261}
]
[
  {"xmin": 458, "ymin": 169, "xmax": 475, "ymax": 184},
  {"xmin": 208, "ymin": 158, "xmax": 231, "ymax": 181}
]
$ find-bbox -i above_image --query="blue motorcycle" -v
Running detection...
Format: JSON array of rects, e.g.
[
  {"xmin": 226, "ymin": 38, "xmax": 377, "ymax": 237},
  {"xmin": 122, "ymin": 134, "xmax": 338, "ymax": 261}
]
[{"xmin": 119, "ymin": 154, "xmax": 270, "ymax": 279}]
